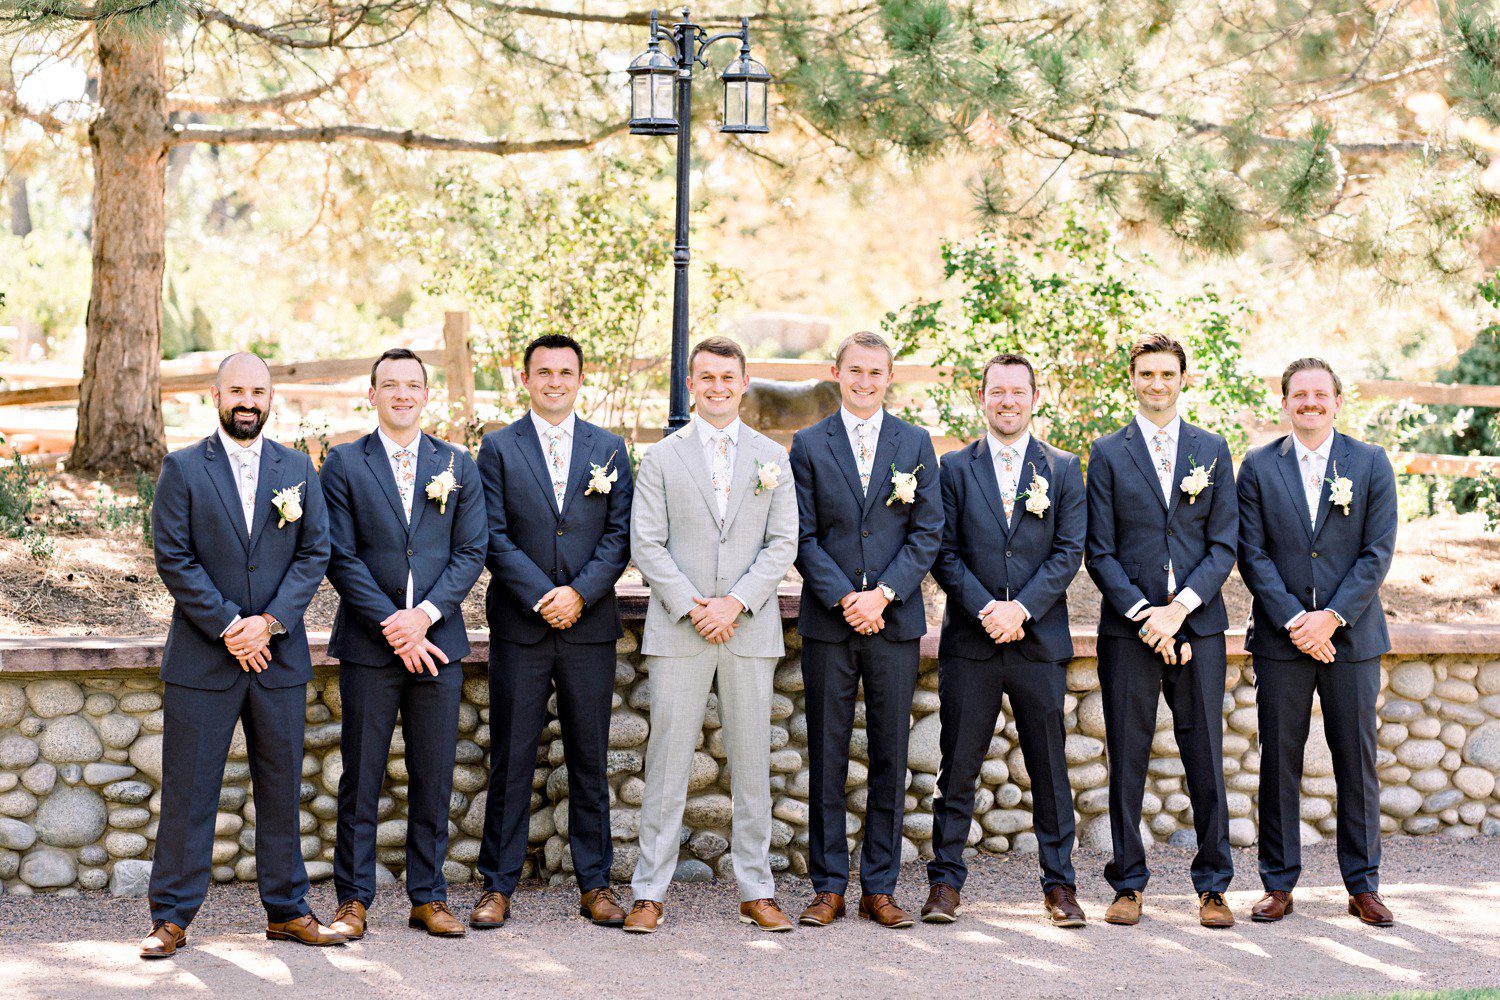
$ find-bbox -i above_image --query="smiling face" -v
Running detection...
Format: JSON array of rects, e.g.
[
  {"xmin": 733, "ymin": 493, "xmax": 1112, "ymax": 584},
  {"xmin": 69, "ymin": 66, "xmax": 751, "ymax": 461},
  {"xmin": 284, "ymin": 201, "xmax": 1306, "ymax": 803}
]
[
  {"xmin": 212, "ymin": 354, "xmax": 273, "ymax": 442},
  {"xmin": 368, "ymin": 357, "xmax": 429, "ymax": 440},
  {"xmin": 1282, "ymin": 367, "xmax": 1342, "ymax": 443},
  {"xmin": 688, "ymin": 350, "xmax": 748, "ymax": 427},
  {"xmin": 980, "ymin": 363, "xmax": 1039, "ymax": 442},
  {"xmin": 1131, "ymin": 350, "xmax": 1184, "ymax": 422},
  {"xmin": 521, "ymin": 346, "xmax": 583, "ymax": 424},
  {"xmin": 832, "ymin": 343, "xmax": 895, "ymax": 420}
]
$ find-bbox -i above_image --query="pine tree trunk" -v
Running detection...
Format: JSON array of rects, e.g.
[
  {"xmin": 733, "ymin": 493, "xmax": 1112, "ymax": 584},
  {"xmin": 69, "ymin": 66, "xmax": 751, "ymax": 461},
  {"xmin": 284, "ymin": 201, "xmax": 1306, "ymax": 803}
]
[{"xmin": 70, "ymin": 25, "xmax": 167, "ymax": 476}]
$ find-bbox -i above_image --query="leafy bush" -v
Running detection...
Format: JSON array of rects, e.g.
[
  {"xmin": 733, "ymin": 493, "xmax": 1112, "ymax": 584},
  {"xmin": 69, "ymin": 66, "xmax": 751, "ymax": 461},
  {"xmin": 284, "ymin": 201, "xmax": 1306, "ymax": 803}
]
[{"xmin": 883, "ymin": 217, "xmax": 1270, "ymax": 459}]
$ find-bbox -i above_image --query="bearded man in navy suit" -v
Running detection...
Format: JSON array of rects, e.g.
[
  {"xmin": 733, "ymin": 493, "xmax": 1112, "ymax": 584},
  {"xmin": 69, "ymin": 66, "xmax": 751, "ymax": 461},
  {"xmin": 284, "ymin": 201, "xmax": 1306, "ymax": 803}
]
[
  {"xmin": 142, "ymin": 352, "xmax": 343, "ymax": 958},
  {"xmin": 1238, "ymin": 357, "xmax": 1397, "ymax": 928},
  {"xmin": 925, "ymin": 353, "xmax": 1087, "ymax": 927},
  {"xmin": 1085, "ymin": 334, "xmax": 1239, "ymax": 929},
  {"xmin": 320, "ymin": 348, "xmax": 487, "ymax": 940}
]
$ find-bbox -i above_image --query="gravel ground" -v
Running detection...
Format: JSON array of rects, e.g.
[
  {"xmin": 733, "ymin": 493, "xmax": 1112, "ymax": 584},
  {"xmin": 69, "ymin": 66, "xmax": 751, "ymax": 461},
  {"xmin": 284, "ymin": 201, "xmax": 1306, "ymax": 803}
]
[{"xmin": 2, "ymin": 838, "xmax": 1497, "ymax": 999}]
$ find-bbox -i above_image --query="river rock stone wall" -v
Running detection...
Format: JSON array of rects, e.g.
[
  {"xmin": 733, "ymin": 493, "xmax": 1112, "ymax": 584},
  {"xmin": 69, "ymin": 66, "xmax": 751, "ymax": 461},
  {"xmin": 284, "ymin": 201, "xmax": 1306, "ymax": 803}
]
[{"xmin": 1, "ymin": 626, "xmax": 1498, "ymax": 895}]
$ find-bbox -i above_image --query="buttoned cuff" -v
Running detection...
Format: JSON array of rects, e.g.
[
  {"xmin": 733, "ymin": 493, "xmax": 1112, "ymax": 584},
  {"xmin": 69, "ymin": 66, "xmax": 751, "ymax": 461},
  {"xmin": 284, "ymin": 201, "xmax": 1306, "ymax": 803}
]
[
  {"xmin": 1329, "ymin": 608, "xmax": 1347, "ymax": 627},
  {"xmin": 727, "ymin": 593, "xmax": 748, "ymax": 614},
  {"xmin": 1015, "ymin": 601, "xmax": 1032, "ymax": 621},
  {"xmin": 417, "ymin": 601, "xmax": 442, "ymax": 625},
  {"xmin": 220, "ymin": 615, "xmax": 242, "ymax": 638},
  {"xmin": 1127, "ymin": 599, "xmax": 1148, "ymax": 619},
  {"xmin": 1285, "ymin": 610, "xmax": 1307, "ymax": 630},
  {"xmin": 978, "ymin": 599, "xmax": 998, "ymax": 620},
  {"xmin": 1174, "ymin": 588, "xmax": 1202, "ymax": 613}
]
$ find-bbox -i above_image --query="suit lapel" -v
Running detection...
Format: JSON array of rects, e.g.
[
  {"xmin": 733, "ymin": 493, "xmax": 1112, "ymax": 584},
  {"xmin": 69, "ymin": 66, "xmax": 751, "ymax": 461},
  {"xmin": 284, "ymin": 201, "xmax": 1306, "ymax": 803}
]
[
  {"xmin": 862, "ymin": 415, "xmax": 901, "ymax": 516},
  {"xmin": 363, "ymin": 432, "xmax": 409, "ymax": 529},
  {"xmin": 1311, "ymin": 432, "xmax": 1349, "ymax": 541},
  {"xmin": 825, "ymin": 416, "xmax": 866, "ymax": 509},
  {"xmin": 1275, "ymin": 435, "xmax": 1316, "ymax": 542},
  {"xmin": 673, "ymin": 426, "xmax": 721, "ymax": 523},
  {"xmin": 406, "ymin": 434, "xmax": 441, "ymax": 537},
  {"xmin": 248, "ymin": 443, "xmax": 285, "ymax": 547},
  {"xmin": 1124, "ymin": 422, "xmax": 1169, "ymax": 512},
  {"xmin": 204, "ymin": 434, "xmax": 251, "ymax": 552},
  {"xmin": 721, "ymin": 426, "xmax": 760, "ymax": 532},
  {"xmin": 1009, "ymin": 436, "xmax": 1050, "ymax": 533},
  {"xmin": 559, "ymin": 422, "xmax": 598, "ymax": 520},
  {"xmin": 967, "ymin": 440, "xmax": 1007, "ymax": 532},
  {"xmin": 515, "ymin": 416, "xmax": 563, "ymax": 518},
  {"xmin": 1165, "ymin": 424, "xmax": 1198, "ymax": 521}
]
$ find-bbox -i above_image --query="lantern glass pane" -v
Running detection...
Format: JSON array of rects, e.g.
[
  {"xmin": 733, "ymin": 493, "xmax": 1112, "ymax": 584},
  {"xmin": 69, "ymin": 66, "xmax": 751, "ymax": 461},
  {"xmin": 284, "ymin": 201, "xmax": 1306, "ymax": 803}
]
[
  {"xmin": 725, "ymin": 79, "xmax": 748, "ymax": 128},
  {"xmin": 748, "ymin": 80, "xmax": 767, "ymax": 129},
  {"xmin": 631, "ymin": 74, "xmax": 651, "ymax": 120},
  {"xmin": 653, "ymin": 73, "xmax": 675, "ymax": 120}
]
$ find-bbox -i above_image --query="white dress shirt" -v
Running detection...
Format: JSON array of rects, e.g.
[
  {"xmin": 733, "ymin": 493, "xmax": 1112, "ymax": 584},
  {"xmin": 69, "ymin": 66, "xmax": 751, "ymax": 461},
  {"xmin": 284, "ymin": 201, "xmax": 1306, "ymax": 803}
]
[
  {"xmin": 531, "ymin": 409, "xmax": 577, "ymax": 511},
  {"xmin": 693, "ymin": 415, "xmax": 747, "ymax": 611},
  {"xmin": 377, "ymin": 427, "xmax": 443, "ymax": 625},
  {"xmin": 839, "ymin": 406, "xmax": 884, "ymax": 493},
  {"xmin": 1285, "ymin": 432, "xmax": 1345, "ymax": 630},
  {"xmin": 216, "ymin": 427, "xmax": 263, "ymax": 637},
  {"xmin": 979, "ymin": 431, "xmax": 1032, "ymax": 623},
  {"xmin": 1127, "ymin": 414, "xmax": 1201, "ymax": 618}
]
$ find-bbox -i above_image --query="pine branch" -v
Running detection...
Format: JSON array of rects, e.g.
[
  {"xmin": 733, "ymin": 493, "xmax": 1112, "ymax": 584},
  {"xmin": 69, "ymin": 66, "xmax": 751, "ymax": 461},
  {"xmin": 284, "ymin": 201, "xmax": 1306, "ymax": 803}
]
[
  {"xmin": 0, "ymin": 80, "xmax": 69, "ymax": 132},
  {"xmin": 166, "ymin": 119, "xmax": 627, "ymax": 155},
  {"xmin": 167, "ymin": 69, "xmax": 358, "ymax": 114}
]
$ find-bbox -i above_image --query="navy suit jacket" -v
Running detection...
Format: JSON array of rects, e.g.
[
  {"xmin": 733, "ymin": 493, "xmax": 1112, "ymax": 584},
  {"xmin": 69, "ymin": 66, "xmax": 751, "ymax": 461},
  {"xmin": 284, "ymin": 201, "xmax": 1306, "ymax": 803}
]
[
  {"xmin": 1085, "ymin": 419, "xmax": 1238, "ymax": 640},
  {"xmin": 153, "ymin": 434, "xmax": 330, "ymax": 691},
  {"xmin": 320, "ymin": 431, "xmax": 487, "ymax": 669},
  {"xmin": 790, "ymin": 411, "xmax": 942, "ymax": 643},
  {"xmin": 1238, "ymin": 431, "xmax": 1396, "ymax": 661},
  {"xmin": 477, "ymin": 415, "xmax": 633, "ymax": 646},
  {"xmin": 934, "ymin": 436, "xmax": 1085, "ymax": 663}
]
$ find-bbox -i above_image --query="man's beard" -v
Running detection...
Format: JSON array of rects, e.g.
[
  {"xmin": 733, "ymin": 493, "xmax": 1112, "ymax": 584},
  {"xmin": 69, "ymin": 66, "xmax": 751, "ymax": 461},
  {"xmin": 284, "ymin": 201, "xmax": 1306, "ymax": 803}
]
[{"xmin": 219, "ymin": 405, "xmax": 268, "ymax": 442}]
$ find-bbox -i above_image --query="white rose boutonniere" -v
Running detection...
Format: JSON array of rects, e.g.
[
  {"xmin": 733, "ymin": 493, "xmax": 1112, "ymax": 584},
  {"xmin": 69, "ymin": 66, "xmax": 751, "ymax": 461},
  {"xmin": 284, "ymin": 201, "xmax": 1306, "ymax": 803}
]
[
  {"xmin": 272, "ymin": 482, "xmax": 304, "ymax": 528},
  {"xmin": 1022, "ymin": 464, "xmax": 1051, "ymax": 518},
  {"xmin": 886, "ymin": 463, "xmax": 923, "ymax": 507},
  {"xmin": 1327, "ymin": 464, "xmax": 1354, "ymax": 516},
  {"xmin": 1179, "ymin": 456, "xmax": 1216, "ymax": 504},
  {"xmin": 755, "ymin": 459, "xmax": 782, "ymax": 495},
  {"xmin": 586, "ymin": 449, "xmax": 620, "ymax": 496},
  {"xmin": 425, "ymin": 454, "xmax": 461, "ymax": 514}
]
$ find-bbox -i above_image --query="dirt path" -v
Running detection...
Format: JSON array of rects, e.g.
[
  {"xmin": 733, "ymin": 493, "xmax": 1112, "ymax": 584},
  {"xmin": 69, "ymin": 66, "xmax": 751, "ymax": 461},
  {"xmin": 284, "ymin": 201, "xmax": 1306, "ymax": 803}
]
[{"xmin": 2, "ymin": 838, "xmax": 1496, "ymax": 999}]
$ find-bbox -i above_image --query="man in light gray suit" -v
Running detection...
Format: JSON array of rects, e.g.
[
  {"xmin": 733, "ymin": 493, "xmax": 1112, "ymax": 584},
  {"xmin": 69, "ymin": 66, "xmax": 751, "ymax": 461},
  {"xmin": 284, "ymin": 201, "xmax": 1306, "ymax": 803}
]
[{"xmin": 625, "ymin": 336, "xmax": 798, "ymax": 934}]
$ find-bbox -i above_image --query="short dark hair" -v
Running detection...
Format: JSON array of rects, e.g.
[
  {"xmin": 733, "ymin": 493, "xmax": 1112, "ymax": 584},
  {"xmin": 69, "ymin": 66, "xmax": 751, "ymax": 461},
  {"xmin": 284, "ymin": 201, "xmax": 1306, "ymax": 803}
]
[
  {"xmin": 1281, "ymin": 356, "xmax": 1343, "ymax": 398},
  {"xmin": 370, "ymin": 348, "xmax": 426, "ymax": 388},
  {"xmin": 523, "ymin": 334, "xmax": 584, "ymax": 373},
  {"xmin": 834, "ymin": 330, "xmax": 894, "ymax": 368},
  {"xmin": 1128, "ymin": 334, "xmax": 1189, "ymax": 376},
  {"xmin": 979, "ymin": 352, "xmax": 1036, "ymax": 394},
  {"xmin": 688, "ymin": 335, "xmax": 746, "ymax": 375}
]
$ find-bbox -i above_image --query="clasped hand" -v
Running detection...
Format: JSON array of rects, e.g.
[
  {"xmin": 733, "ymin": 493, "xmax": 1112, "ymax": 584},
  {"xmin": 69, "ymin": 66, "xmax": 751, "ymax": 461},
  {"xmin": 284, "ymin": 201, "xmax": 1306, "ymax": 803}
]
[
  {"xmin": 381, "ymin": 607, "xmax": 448, "ymax": 676},
  {"xmin": 690, "ymin": 596, "xmax": 743, "ymax": 644},
  {"xmin": 225, "ymin": 615, "xmax": 271, "ymax": 673},
  {"xmin": 536, "ymin": 586, "xmax": 584, "ymax": 630},
  {"xmin": 842, "ymin": 589, "xmax": 889, "ymax": 635},
  {"xmin": 980, "ymin": 600, "xmax": 1026, "ymax": 644},
  {"xmin": 1289, "ymin": 609, "xmax": 1339, "ymax": 663},
  {"xmin": 1130, "ymin": 602, "xmax": 1192, "ymax": 665}
]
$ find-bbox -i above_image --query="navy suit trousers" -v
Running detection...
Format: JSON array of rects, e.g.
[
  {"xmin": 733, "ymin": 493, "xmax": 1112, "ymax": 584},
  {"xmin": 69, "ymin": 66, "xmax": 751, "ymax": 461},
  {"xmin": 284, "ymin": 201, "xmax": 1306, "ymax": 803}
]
[
  {"xmin": 802, "ymin": 634, "xmax": 920, "ymax": 896},
  {"xmin": 150, "ymin": 674, "xmax": 310, "ymax": 927},
  {"xmin": 1254, "ymin": 654, "xmax": 1381, "ymax": 895},
  {"xmin": 477, "ymin": 635, "xmax": 616, "ymax": 895},
  {"xmin": 1099, "ymin": 634, "xmax": 1233, "ymax": 894},
  {"xmin": 927, "ymin": 647, "xmax": 1076, "ymax": 892},
  {"xmin": 333, "ymin": 659, "xmax": 462, "ymax": 906}
]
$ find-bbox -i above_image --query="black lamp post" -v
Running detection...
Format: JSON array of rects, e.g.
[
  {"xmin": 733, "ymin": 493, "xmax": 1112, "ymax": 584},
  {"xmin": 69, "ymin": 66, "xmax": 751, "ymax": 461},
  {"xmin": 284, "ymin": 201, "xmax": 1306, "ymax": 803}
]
[{"xmin": 628, "ymin": 8, "xmax": 771, "ymax": 435}]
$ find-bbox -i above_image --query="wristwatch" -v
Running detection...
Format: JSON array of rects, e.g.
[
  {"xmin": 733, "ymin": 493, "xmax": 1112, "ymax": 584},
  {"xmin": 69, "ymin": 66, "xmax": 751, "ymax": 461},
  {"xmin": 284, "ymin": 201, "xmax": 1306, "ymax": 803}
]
[
  {"xmin": 261, "ymin": 613, "xmax": 287, "ymax": 637},
  {"xmin": 876, "ymin": 582, "xmax": 897, "ymax": 603}
]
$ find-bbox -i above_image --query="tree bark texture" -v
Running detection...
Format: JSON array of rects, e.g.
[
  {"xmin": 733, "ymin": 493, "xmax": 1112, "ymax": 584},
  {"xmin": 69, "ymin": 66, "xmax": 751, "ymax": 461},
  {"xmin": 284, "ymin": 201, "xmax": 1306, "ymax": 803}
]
[{"xmin": 71, "ymin": 24, "xmax": 167, "ymax": 475}]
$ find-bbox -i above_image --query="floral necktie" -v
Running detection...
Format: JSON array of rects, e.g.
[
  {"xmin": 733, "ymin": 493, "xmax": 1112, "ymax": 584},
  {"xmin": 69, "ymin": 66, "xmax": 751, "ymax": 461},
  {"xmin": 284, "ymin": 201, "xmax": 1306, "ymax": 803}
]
[
  {"xmin": 1152, "ymin": 429, "xmax": 1174, "ymax": 502},
  {"xmin": 856, "ymin": 421, "xmax": 874, "ymax": 493},
  {"xmin": 235, "ymin": 450, "xmax": 256, "ymax": 533},
  {"xmin": 1303, "ymin": 452, "xmax": 1322, "ymax": 526},
  {"xmin": 712, "ymin": 431, "xmax": 732, "ymax": 522},
  {"xmin": 1000, "ymin": 445, "xmax": 1017, "ymax": 521},
  {"xmin": 547, "ymin": 427, "xmax": 567, "ymax": 511},
  {"xmin": 394, "ymin": 448, "xmax": 415, "ymax": 523}
]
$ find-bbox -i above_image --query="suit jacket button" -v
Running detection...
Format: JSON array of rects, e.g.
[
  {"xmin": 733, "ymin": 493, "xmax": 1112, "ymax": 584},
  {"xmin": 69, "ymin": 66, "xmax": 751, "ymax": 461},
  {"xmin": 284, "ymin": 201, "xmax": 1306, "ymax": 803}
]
[
  {"xmin": 854, "ymin": 568, "xmax": 862, "ymax": 577},
  {"xmin": 720, "ymin": 537, "xmax": 728, "ymax": 544},
  {"xmin": 1005, "ymin": 550, "xmax": 1013, "ymax": 558},
  {"xmin": 862, "ymin": 530, "xmax": 870, "ymax": 537},
  {"xmin": 1305, "ymin": 587, "xmax": 1313, "ymax": 595},
  {"xmin": 407, "ymin": 548, "xmax": 414, "ymax": 556},
  {"xmin": 248, "ymin": 565, "xmax": 256, "ymax": 572},
  {"xmin": 556, "ymin": 529, "xmax": 564, "ymax": 536},
  {"xmin": 1167, "ymin": 529, "xmax": 1174, "ymax": 537},
  {"xmin": 1311, "ymin": 551, "xmax": 1319, "ymax": 558}
]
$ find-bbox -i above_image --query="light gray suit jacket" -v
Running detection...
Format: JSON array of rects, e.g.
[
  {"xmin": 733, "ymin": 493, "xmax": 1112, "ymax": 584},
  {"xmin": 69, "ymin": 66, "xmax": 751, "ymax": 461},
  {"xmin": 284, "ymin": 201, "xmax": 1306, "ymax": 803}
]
[{"xmin": 631, "ymin": 422, "xmax": 797, "ymax": 658}]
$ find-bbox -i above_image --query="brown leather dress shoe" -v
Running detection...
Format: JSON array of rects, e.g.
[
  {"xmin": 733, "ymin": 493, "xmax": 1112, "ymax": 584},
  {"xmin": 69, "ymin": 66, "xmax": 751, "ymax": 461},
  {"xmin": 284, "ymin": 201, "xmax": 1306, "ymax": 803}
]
[
  {"xmin": 266, "ymin": 913, "xmax": 348, "ymax": 946},
  {"xmin": 1044, "ymin": 885, "xmax": 1086, "ymax": 927},
  {"xmin": 1199, "ymin": 891, "xmax": 1235, "ymax": 928},
  {"xmin": 1104, "ymin": 889, "xmax": 1143, "ymax": 925},
  {"xmin": 858, "ymin": 893, "xmax": 914, "ymax": 929},
  {"xmin": 139, "ymin": 921, "xmax": 186, "ymax": 959},
  {"xmin": 580, "ymin": 887, "xmax": 627, "ymax": 927},
  {"xmin": 330, "ymin": 900, "xmax": 367, "ymax": 940},
  {"xmin": 470, "ymin": 891, "xmax": 511, "ymax": 929},
  {"xmin": 921, "ymin": 883, "xmax": 961, "ymax": 923},
  {"xmin": 740, "ymin": 898, "xmax": 794, "ymax": 932},
  {"xmin": 410, "ymin": 901, "xmax": 466, "ymax": 937},
  {"xmin": 1348, "ymin": 891, "xmax": 1394, "ymax": 927},
  {"xmin": 1251, "ymin": 890, "xmax": 1293, "ymax": 922},
  {"xmin": 623, "ymin": 899, "xmax": 664, "ymax": 934},
  {"xmin": 799, "ymin": 892, "xmax": 846, "ymax": 926}
]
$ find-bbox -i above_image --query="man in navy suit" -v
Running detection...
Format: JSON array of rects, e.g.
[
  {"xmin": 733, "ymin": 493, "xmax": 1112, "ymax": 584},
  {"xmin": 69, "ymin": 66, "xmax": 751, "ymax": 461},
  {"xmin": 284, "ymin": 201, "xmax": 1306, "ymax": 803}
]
[
  {"xmin": 1238, "ymin": 357, "xmax": 1397, "ymax": 927},
  {"xmin": 789, "ymin": 331, "xmax": 942, "ymax": 930},
  {"xmin": 1085, "ymin": 334, "xmax": 1239, "ymax": 929},
  {"xmin": 925, "ymin": 353, "xmax": 1087, "ymax": 927},
  {"xmin": 142, "ymin": 352, "xmax": 344, "ymax": 958},
  {"xmin": 472, "ymin": 334, "xmax": 634, "ymax": 929},
  {"xmin": 320, "ymin": 348, "xmax": 487, "ymax": 940}
]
